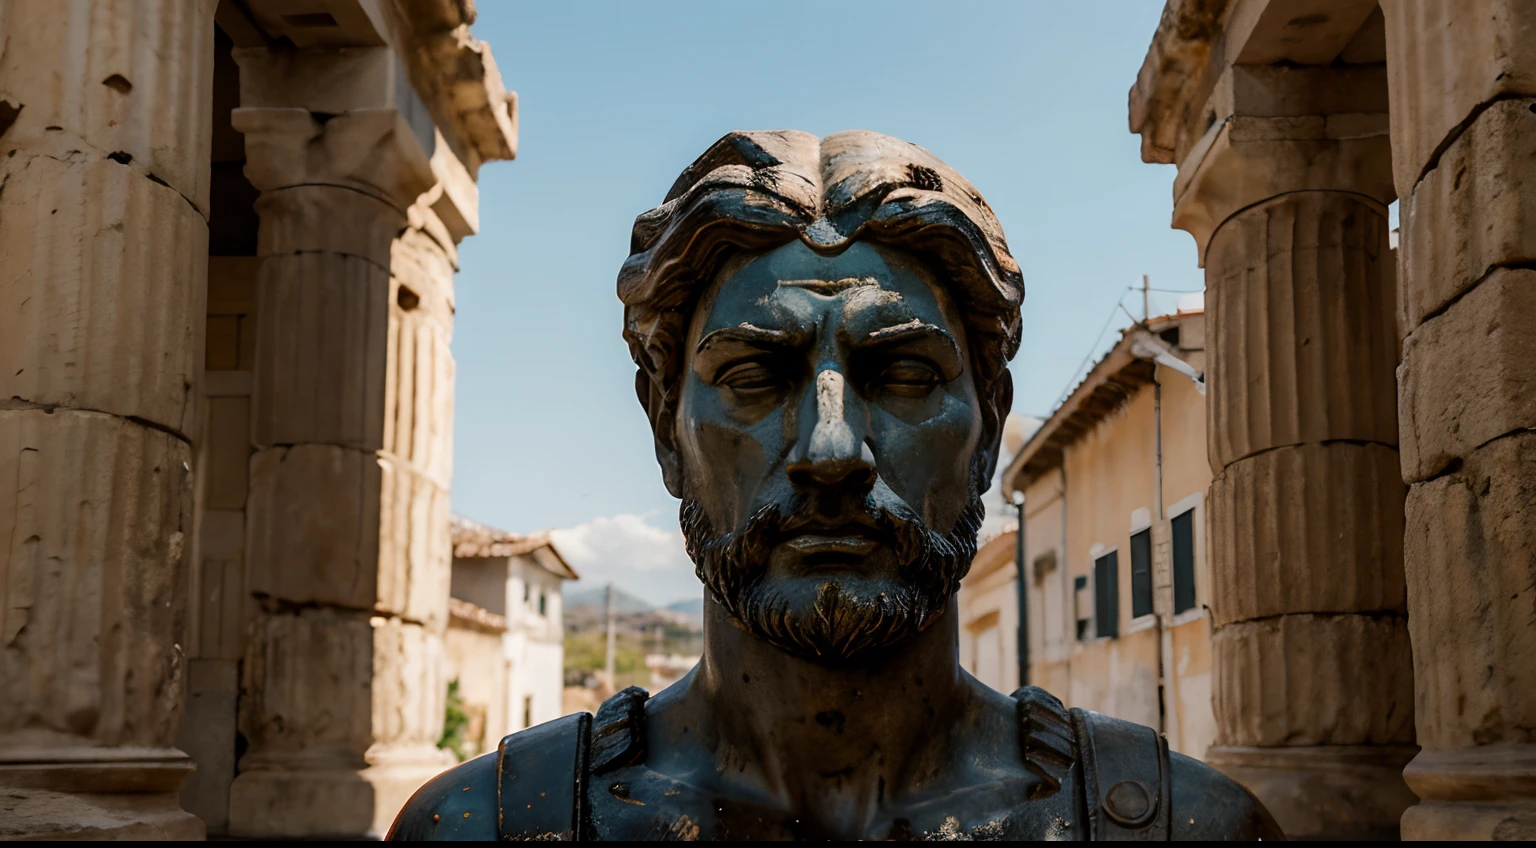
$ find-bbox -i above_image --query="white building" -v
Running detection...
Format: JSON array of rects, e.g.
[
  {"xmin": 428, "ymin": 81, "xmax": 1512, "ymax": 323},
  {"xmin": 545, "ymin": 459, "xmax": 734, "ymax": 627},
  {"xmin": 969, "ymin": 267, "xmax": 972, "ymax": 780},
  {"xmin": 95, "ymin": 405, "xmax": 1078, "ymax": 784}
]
[{"xmin": 445, "ymin": 516, "xmax": 577, "ymax": 757}]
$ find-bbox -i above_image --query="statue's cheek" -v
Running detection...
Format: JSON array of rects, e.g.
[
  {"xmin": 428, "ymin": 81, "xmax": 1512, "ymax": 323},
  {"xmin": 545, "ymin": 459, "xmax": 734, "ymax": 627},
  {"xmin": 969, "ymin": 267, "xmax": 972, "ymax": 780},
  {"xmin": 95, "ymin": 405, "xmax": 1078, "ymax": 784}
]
[{"xmin": 869, "ymin": 393, "xmax": 981, "ymax": 524}]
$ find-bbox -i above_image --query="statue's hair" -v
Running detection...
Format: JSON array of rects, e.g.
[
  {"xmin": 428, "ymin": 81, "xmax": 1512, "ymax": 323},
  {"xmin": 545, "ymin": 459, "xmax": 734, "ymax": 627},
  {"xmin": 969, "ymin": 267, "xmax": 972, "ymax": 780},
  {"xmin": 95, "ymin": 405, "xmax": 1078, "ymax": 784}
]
[{"xmin": 618, "ymin": 130, "xmax": 1025, "ymax": 483}]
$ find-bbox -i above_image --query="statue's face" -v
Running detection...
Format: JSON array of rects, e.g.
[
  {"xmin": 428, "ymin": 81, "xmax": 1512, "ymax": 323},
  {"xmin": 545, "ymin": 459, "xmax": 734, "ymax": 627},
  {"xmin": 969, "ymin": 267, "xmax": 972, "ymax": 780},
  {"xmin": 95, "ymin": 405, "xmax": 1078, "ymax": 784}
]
[{"xmin": 673, "ymin": 239, "xmax": 989, "ymax": 660}]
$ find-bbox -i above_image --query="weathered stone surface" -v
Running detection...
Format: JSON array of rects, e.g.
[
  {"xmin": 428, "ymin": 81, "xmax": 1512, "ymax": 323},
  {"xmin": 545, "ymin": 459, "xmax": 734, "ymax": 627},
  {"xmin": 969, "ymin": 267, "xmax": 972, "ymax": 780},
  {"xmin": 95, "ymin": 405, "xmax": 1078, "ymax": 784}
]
[
  {"xmin": 0, "ymin": 409, "xmax": 191, "ymax": 752},
  {"xmin": 1404, "ymin": 432, "xmax": 1536, "ymax": 753},
  {"xmin": 230, "ymin": 612, "xmax": 450, "ymax": 837},
  {"xmin": 1213, "ymin": 614, "xmax": 1415, "ymax": 748},
  {"xmin": 1382, "ymin": 0, "xmax": 1536, "ymax": 199},
  {"xmin": 1209, "ymin": 442, "xmax": 1406, "ymax": 626},
  {"xmin": 227, "ymin": 755, "xmax": 449, "ymax": 838},
  {"xmin": 385, "ymin": 304, "xmax": 455, "ymax": 488},
  {"xmin": 0, "ymin": 154, "xmax": 208, "ymax": 437},
  {"xmin": 246, "ymin": 446, "xmax": 447, "ymax": 627},
  {"xmin": 176, "ymin": 659, "xmax": 237, "ymax": 833},
  {"xmin": 251, "ymin": 253, "xmax": 390, "ymax": 451},
  {"xmin": 237, "ymin": 607, "xmax": 375, "ymax": 760},
  {"xmin": 1205, "ymin": 192, "xmax": 1399, "ymax": 469},
  {"xmin": 232, "ymin": 107, "xmax": 436, "ymax": 211},
  {"xmin": 0, "ymin": 0, "xmax": 216, "ymax": 214},
  {"xmin": 1208, "ymin": 744, "xmax": 1418, "ymax": 842},
  {"xmin": 370, "ymin": 617, "xmax": 448, "ymax": 749},
  {"xmin": 1402, "ymin": 745, "xmax": 1536, "ymax": 840},
  {"xmin": 1400, "ymin": 269, "xmax": 1536, "ymax": 483},
  {"xmin": 246, "ymin": 445, "xmax": 382, "ymax": 613},
  {"xmin": 1398, "ymin": 100, "xmax": 1536, "ymax": 331},
  {"xmin": 0, "ymin": 787, "xmax": 204, "ymax": 840},
  {"xmin": 1173, "ymin": 117, "xmax": 1393, "ymax": 260},
  {"xmin": 377, "ymin": 458, "xmax": 451, "ymax": 628},
  {"xmin": 254, "ymin": 185, "xmax": 404, "ymax": 263}
]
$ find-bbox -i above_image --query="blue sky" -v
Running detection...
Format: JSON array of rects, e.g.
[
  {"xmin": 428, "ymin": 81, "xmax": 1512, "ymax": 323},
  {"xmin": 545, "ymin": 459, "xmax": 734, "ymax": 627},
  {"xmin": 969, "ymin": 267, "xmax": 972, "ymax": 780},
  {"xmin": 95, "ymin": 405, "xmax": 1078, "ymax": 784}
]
[{"xmin": 450, "ymin": 2, "xmax": 1207, "ymax": 604}]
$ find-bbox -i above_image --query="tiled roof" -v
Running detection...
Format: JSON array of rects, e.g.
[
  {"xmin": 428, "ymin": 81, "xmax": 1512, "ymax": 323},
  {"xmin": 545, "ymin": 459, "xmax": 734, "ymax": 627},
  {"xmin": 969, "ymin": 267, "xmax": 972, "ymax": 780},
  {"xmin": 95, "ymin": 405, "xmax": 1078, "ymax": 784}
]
[{"xmin": 450, "ymin": 515, "xmax": 579, "ymax": 580}]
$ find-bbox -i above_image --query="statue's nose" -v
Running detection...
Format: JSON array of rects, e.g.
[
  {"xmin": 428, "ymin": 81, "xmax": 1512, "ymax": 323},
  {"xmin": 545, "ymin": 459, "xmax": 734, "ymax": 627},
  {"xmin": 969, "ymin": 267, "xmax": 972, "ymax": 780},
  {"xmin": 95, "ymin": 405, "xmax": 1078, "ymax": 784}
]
[{"xmin": 787, "ymin": 369, "xmax": 877, "ymax": 492}]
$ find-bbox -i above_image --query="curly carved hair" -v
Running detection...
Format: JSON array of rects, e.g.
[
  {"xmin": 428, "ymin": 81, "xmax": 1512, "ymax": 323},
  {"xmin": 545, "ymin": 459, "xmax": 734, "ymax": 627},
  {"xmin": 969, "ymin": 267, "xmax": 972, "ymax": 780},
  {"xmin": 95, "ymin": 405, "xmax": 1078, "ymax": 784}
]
[{"xmin": 618, "ymin": 130, "xmax": 1025, "ymax": 491}]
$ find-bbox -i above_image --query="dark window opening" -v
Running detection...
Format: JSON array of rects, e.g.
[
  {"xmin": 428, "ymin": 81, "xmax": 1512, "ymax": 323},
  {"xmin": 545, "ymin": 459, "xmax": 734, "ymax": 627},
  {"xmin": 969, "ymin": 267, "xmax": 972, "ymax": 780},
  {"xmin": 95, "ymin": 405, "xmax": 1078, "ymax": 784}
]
[
  {"xmin": 1159, "ymin": 326, "xmax": 1181, "ymax": 347},
  {"xmin": 1094, "ymin": 551, "xmax": 1119, "ymax": 639},
  {"xmin": 537, "ymin": 591, "xmax": 547, "ymax": 616},
  {"xmin": 523, "ymin": 696, "xmax": 534, "ymax": 728},
  {"xmin": 1032, "ymin": 550, "xmax": 1058, "ymax": 585},
  {"xmin": 1130, "ymin": 528, "xmax": 1153, "ymax": 619},
  {"xmin": 1074, "ymin": 575, "xmax": 1090, "ymax": 641},
  {"xmin": 1173, "ymin": 510, "xmax": 1197, "ymax": 614}
]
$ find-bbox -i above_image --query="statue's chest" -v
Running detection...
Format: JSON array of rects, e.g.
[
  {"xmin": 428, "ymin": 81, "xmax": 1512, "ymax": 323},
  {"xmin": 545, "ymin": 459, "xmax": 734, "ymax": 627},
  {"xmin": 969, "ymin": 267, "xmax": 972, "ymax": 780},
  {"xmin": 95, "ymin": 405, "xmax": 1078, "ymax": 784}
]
[{"xmin": 586, "ymin": 765, "xmax": 1086, "ymax": 841}]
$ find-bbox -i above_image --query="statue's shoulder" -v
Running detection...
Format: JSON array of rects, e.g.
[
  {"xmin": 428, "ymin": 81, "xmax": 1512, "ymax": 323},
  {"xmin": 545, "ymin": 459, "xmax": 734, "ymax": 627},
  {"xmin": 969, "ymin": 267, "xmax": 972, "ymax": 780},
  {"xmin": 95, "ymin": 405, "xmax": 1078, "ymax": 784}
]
[
  {"xmin": 1165, "ymin": 747, "xmax": 1284, "ymax": 840},
  {"xmin": 1010, "ymin": 687, "xmax": 1283, "ymax": 841},
  {"xmin": 385, "ymin": 749, "xmax": 499, "ymax": 841},
  {"xmin": 386, "ymin": 712, "xmax": 594, "ymax": 841}
]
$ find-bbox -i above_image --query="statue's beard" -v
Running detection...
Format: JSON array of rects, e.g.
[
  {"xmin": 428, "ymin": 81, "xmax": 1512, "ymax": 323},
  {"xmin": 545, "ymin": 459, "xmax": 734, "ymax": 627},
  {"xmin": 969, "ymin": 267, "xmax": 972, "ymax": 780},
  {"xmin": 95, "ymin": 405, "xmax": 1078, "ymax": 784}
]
[{"xmin": 679, "ymin": 493, "xmax": 985, "ymax": 662}]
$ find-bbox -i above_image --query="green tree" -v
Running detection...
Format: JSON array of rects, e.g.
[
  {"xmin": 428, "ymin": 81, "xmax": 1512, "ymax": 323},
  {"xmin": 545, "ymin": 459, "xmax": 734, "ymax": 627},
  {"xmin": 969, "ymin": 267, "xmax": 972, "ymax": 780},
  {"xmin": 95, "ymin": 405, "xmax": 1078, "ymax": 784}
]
[{"xmin": 437, "ymin": 679, "xmax": 472, "ymax": 762}]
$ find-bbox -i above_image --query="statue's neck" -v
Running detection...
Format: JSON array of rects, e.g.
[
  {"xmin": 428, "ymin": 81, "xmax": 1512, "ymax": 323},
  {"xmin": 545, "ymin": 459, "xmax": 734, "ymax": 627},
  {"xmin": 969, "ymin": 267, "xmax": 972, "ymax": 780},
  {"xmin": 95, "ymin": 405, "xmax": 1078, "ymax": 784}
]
[{"xmin": 678, "ymin": 594, "xmax": 976, "ymax": 812}]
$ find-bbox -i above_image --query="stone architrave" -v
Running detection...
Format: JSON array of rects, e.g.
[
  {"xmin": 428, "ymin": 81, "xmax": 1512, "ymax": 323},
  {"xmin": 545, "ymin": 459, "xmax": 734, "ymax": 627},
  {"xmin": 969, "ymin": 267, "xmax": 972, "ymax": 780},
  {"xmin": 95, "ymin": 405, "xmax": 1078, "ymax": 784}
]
[
  {"xmin": 0, "ymin": 0, "xmax": 215, "ymax": 839},
  {"xmin": 225, "ymin": 48, "xmax": 472, "ymax": 836},
  {"xmin": 1382, "ymin": 0, "xmax": 1536, "ymax": 838},
  {"xmin": 1171, "ymin": 64, "xmax": 1417, "ymax": 841}
]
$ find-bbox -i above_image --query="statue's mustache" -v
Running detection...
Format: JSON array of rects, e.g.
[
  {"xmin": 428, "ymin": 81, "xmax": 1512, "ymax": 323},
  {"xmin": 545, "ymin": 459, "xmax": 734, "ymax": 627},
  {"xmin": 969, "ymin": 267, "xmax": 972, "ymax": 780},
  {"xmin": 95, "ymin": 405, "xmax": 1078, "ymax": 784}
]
[{"xmin": 728, "ymin": 497, "xmax": 932, "ymax": 567}]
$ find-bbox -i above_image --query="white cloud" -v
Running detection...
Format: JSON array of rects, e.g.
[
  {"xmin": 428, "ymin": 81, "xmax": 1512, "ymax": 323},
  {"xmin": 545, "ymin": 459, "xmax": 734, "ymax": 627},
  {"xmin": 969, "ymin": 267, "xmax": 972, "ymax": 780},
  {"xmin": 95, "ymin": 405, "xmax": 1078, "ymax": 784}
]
[{"xmin": 550, "ymin": 512, "xmax": 701, "ymax": 606}]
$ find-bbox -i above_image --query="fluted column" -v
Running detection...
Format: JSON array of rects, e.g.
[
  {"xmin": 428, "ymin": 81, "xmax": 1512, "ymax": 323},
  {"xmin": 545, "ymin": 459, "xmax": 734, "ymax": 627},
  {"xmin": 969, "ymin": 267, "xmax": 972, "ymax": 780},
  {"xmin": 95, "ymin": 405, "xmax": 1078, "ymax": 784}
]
[
  {"xmin": 225, "ymin": 46, "xmax": 468, "ymax": 836},
  {"xmin": 1173, "ymin": 64, "xmax": 1416, "ymax": 840},
  {"xmin": 1382, "ymin": 1, "xmax": 1536, "ymax": 839},
  {"xmin": 0, "ymin": 0, "xmax": 214, "ymax": 839}
]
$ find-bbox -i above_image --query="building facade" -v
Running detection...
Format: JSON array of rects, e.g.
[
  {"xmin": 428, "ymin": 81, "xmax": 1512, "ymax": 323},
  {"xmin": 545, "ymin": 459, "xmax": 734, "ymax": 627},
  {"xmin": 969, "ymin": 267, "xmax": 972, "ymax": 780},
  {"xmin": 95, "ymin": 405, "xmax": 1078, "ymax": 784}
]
[
  {"xmin": 960, "ymin": 310, "xmax": 1216, "ymax": 764},
  {"xmin": 1129, "ymin": 0, "xmax": 1536, "ymax": 839},
  {"xmin": 0, "ymin": 0, "xmax": 517, "ymax": 839},
  {"xmin": 445, "ymin": 516, "xmax": 577, "ymax": 758}
]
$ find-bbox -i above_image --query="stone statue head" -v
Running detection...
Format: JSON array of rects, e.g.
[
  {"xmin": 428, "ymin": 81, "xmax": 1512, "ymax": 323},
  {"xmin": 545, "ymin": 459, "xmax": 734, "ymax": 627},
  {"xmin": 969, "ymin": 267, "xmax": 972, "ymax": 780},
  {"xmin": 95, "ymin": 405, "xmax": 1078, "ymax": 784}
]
[{"xmin": 619, "ymin": 130, "xmax": 1023, "ymax": 662}]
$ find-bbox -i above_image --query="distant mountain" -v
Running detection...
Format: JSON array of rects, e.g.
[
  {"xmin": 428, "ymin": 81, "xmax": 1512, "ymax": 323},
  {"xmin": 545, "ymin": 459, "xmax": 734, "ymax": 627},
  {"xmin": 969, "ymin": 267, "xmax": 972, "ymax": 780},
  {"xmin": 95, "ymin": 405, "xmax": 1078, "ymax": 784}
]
[
  {"xmin": 663, "ymin": 595, "xmax": 704, "ymax": 628},
  {"xmin": 664, "ymin": 596, "xmax": 703, "ymax": 615},
  {"xmin": 562, "ymin": 585, "xmax": 654, "ymax": 614}
]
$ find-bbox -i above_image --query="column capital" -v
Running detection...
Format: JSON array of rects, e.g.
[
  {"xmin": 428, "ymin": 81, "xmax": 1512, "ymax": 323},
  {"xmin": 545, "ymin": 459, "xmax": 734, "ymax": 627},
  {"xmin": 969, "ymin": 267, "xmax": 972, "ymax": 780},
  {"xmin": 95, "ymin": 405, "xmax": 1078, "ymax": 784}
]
[
  {"xmin": 1170, "ymin": 64, "xmax": 1394, "ymax": 265},
  {"xmin": 232, "ymin": 107, "xmax": 436, "ymax": 213}
]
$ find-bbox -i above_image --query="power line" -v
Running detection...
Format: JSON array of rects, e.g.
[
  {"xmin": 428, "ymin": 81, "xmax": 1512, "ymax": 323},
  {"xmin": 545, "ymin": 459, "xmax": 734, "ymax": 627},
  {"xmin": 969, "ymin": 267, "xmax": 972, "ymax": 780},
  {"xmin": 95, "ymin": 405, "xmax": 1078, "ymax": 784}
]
[{"xmin": 1051, "ymin": 286, "xmax": 1134, "ymax": 411}]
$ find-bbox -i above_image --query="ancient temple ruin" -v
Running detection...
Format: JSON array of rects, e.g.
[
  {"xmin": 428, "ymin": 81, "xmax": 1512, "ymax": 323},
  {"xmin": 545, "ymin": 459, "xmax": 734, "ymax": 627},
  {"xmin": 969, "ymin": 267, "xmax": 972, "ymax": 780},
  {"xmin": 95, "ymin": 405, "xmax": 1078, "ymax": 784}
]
[{"xmin": 0, "ymin": 0, "xmax": 516, "ymax": 838}]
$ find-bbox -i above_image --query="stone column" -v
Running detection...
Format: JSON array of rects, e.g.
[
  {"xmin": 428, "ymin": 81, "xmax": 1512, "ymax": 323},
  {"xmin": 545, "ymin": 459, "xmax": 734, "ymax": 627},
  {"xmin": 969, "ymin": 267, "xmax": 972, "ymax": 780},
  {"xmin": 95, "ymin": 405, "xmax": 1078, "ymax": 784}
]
[
  {"xmin": 1383, "ymin": 1, "xmax": 1536, "ymax": 839},
  {"xmin": 0, "ymin": 0, "xmax": 214, "ymax": 839},
  {"xmin": 1172, "ymin": 65, "xmax": 1417, "ymax": 840},
  {"xmin": 224, "ymin": 43, "xmax": 467, "ymax": 834}
]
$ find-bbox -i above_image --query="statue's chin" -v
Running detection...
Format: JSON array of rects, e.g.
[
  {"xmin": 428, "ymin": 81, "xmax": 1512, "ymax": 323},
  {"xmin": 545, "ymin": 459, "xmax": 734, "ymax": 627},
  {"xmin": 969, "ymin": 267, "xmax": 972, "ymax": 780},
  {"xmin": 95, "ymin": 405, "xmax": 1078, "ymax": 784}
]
[{"xmin": 712, "ymin": 576, "xmax": 946, "ymax": 663}]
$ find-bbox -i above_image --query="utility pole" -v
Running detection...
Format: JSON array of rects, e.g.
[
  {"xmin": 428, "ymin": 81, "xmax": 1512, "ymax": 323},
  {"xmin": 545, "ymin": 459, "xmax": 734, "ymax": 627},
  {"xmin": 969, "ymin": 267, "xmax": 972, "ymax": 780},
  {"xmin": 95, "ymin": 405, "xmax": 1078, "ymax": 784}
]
[
  {"xmin": 1142, "ymin": 273, "xmax": 1151, "ymax": 323},
  {"xmin": 604, "ymin": 582, "xmax": 616, "ymax": 690},
  {"xmin": 1013, "ymin": 491, "xmax": 1029, "ymax": 688}
]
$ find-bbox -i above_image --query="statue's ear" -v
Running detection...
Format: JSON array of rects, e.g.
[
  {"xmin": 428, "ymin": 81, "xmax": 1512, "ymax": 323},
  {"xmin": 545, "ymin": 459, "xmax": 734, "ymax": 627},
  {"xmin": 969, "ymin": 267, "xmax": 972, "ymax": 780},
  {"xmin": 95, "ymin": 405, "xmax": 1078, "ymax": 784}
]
[
  {"xmin": 635, "ymin": 369, "xmax": 684, "ymax": 498},
  {"xmin": 976, "ymin": 369, "xmax": 1014, "ymax": 487}
]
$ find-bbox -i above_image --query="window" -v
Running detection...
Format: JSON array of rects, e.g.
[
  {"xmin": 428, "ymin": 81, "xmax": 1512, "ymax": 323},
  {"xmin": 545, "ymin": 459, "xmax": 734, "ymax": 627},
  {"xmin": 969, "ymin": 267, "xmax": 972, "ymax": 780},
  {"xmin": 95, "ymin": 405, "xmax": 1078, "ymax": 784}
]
[
  {"xmin": 1172, "ymin": 509, "xmax": 1197, "ymax": 614},
  {"xmin": 523, "ymin": 582, "xmax": 530, "ymax": 603},
  {"xmin": 1093, "ymin": 551, "xmax": 1119, "ymax": 639},
  {"xmin": 523, "ymin": 695, "xmax": 534, "ymax": 729},
  {"xmin": 1074, "ymin": 575, "xmax": 1091, "ymax": 641},
  {"xmin": 1130, "ymin": 529, "xmax": 1153, "ymax": 619},
  {"xmin": 537, "ymin": 590, "xmax": 547, "ymax": 616}
]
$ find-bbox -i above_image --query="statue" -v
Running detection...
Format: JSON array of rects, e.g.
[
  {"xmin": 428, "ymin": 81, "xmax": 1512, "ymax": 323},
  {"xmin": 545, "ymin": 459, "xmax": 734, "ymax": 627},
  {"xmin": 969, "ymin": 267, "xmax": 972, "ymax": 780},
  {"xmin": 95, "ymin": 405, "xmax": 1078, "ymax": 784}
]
[{"xmin": 389, "ymin": 130, "xmax": 1283, "ymax": 841}]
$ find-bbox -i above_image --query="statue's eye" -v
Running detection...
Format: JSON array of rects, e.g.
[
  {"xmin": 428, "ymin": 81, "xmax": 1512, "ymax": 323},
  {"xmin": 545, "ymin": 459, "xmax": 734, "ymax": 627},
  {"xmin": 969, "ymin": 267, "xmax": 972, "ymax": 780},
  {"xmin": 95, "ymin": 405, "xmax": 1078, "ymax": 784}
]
[
  {"xmin": 716, "ymin": 361, "xmax": 782, "ymax": 394},
  {"xmin": 877, "ymin": 359, "xmax": 941, "ymax": 397}
]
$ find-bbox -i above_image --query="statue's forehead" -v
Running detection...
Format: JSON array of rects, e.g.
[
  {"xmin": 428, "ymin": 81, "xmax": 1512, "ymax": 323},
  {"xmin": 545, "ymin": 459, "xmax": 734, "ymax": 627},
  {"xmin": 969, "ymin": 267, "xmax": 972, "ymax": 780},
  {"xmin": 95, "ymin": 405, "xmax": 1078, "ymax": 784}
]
[{"xmin": 695, "ymin": 241, "xmax": 958, "ymax": 336}]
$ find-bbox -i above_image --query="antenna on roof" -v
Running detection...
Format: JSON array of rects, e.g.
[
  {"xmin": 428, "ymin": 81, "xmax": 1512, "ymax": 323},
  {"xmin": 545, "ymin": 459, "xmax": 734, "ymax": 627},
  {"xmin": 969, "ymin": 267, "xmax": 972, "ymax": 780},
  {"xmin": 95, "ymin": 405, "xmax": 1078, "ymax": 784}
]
[{"xmin": 1142, "ymin": 274, "xmax": 1150, "ymax": 323}]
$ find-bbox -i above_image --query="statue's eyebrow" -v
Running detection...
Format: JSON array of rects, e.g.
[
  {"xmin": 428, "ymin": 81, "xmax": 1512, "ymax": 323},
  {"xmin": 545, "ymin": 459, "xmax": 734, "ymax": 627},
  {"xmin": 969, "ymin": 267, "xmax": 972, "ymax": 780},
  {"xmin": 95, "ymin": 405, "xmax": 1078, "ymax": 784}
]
[
  {"xmin": 853, "ymin": 319, "xmax": 959, "ymax": 355},
  {"xmin": 695, "ymin": 323, "xmax": 804, "ymax": 355}
]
